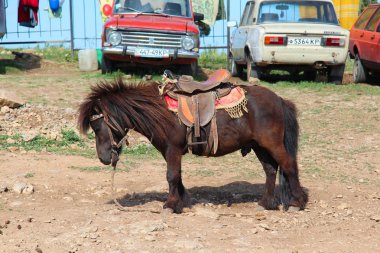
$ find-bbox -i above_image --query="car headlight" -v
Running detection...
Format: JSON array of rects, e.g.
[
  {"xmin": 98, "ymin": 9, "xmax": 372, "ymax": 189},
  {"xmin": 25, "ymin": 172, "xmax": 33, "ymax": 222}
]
[
  {"xmin": 182, "ymin": 36, "xmax": 195, "ymax": 50},
  {"xmin": 107, "ymin": 31, "xmax": 122, "ymax": 46}
]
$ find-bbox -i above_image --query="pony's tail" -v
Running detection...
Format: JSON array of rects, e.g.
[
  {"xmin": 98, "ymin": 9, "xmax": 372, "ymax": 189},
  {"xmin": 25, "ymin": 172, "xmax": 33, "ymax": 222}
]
[{"xmin": 279, "ymin": 99, "xmax": 299, "ymax": 209}]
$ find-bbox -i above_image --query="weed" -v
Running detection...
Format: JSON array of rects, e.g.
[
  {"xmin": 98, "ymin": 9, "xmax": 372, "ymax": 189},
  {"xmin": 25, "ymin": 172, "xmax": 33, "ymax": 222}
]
[
  {"xmin": 24, "ymin": 173, "xmax": 34, "ymax": 178},
  {"xmin": 61, "ymin": 129, "xmax": 83, "ymax": 144},
  {"xmin": 199, "ymin": 49, "xmax": 227, "ymax": 69}
]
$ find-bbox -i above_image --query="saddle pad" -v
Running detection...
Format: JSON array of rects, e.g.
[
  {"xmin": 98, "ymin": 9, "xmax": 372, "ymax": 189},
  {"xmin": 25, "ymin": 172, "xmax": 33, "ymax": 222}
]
[{"xmin": 165, "ymin": 86, "xmax": 246, "ymax": 112}]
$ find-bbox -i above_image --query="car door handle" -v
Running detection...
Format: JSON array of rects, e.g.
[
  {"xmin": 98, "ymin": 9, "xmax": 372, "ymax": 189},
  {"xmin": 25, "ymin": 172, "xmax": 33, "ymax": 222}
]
[
  {"xmin": 360, "ymin": 33, "xmax": 364, "ymax": 37},
  {"xmin": 370, "ymin": 35, "xmax": 375, "ymax": 39}
]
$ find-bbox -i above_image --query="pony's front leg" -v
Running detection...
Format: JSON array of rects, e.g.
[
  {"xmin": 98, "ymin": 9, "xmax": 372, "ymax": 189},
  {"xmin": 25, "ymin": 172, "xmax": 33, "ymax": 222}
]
[{"xmin": 163, "ymin": 151, "xmax": 190, "ymax": 213}]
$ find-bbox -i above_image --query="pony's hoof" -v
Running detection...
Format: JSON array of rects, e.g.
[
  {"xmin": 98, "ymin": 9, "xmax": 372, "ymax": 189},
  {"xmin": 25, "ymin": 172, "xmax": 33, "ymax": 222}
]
[
  {"xmin": 255, "ymin": 205, "xmax": 266, "ymax": 212},
  {"xmin": 162, "ymin": 207, "xmax": 174, "ymax": 215},
  {"xmin": 288, "ymin": 206, "xmax": 300, "ymax": 212}
]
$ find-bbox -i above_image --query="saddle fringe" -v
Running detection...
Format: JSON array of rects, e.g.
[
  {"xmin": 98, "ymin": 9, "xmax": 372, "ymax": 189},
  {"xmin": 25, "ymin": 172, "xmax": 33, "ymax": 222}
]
[{"xmin": 222, "ymin": 96, "xmax": 248, "ymax": 119}]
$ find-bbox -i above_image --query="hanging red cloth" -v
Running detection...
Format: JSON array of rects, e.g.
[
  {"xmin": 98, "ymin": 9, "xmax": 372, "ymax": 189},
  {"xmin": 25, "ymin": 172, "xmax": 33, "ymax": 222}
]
[{"xmin": 18, "ymin": 0, "xmax": 40, "ymax": 28}]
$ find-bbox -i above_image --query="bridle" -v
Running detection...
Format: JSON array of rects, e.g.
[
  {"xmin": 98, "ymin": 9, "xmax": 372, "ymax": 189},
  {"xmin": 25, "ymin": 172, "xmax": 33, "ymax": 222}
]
[
  {"xmin": 90, "ymin": 110, "xmax": 133, "ymax": 211},
  {"xmin": 89, "ymin": 111, "xmax": 129, "ymax": 167}
]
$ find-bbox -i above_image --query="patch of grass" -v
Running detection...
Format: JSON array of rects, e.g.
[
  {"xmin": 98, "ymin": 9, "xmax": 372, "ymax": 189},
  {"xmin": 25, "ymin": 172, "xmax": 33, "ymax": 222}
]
[
  {"xmin": 35, "ymin": 47, "xmax": 78, "ymax": 63},
  {"xmin": 193, "ymin": 168, "xmax": 215, "ymax": 177},
  {"xmin": 304, "ymin": 166, "xmax": 323, "ymax": 176},
  {"xmin": 70, "ymin": 165, "xmax": 130, "ymax": 172},
  {"xmin": 265, "ymin": 80, "xmax": 380, "ymax": 96},
  {"xmin": 345, "ymin": 58, "xmax": 354, "ymax": 72},
  {"xmin": 0, "ymin": 129, "xmax": 96, "ymax": 158},
  {"xmin": 124, "ymin": 144, "xmax": 160, "ymax": 157},
  {"xmin": 24, "ymin": 173, "xmax": 34, "ymax": 178},
  {"xmin": 61, "ymin": 129, "xmax": 83, "ymax": 144},
  {"xmin": 199, "ymin": 49, "xmax": 227, "ymax": 69}
]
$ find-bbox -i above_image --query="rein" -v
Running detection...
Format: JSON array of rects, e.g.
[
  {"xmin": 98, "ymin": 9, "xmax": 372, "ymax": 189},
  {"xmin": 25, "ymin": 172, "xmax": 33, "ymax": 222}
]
[{"xmin": 90, "ymin": 112, "xmax": 131, "ymax": 211}]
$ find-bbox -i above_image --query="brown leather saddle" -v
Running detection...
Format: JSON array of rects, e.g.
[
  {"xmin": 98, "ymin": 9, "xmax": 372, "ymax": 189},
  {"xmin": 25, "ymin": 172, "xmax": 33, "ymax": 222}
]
[{"xmin": 163, "ymin": 69, "xmax": 232, "ymax": 155}]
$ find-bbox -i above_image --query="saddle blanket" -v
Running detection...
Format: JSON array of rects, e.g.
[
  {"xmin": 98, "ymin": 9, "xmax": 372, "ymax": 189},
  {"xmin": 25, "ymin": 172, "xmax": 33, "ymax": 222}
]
[{"xmin": 164, "ymin": 86, "xmax": 246, "ymax": 113}]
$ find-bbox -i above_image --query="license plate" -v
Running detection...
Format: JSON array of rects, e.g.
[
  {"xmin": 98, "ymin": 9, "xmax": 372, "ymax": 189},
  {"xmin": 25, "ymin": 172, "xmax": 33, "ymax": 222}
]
[
  {"xmin": 135, "ymin": 48, "xmax": 170, "ymax": 58},
  {"xmin": 288, "ymin": 37, "xmax": 321, "ymax": 46}
]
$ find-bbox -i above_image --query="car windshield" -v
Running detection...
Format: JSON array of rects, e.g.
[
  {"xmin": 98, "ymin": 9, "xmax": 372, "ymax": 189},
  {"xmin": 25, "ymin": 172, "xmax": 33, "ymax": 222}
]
[
  {"xmin": 113, "ymin": 0, "xmax": 192, "ymax": 18},
  {"xmin": 258, "ymin": 1, "xmax": 338, "ymax": 25}
]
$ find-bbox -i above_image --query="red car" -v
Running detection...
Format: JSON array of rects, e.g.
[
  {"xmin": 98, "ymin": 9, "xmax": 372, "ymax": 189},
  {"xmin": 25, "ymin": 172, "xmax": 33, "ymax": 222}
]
[
  {"xmin": 101, "ymin": 0, "xmax": 203, "ymax": 75},
  {"xmin": 349, "ymin": 4, "xmax": 380, "ymax": 83}
]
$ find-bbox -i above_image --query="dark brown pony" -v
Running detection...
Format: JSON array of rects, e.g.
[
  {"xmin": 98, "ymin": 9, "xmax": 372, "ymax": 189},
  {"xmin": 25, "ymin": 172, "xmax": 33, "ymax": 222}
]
[{"xmin": 78, "ymin": 79, "xmax": 308, "ymax": 213}]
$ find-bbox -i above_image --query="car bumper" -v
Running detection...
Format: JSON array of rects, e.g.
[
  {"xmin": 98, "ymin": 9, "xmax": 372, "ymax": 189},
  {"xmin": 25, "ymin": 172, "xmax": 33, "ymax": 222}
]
[
  {"xmin": 103, "ymin": 46, "xmax": 199, "ymax": 59},
  {"xmin": 254, "ymin": 46, "xmax": 349, "ymax": 67}
]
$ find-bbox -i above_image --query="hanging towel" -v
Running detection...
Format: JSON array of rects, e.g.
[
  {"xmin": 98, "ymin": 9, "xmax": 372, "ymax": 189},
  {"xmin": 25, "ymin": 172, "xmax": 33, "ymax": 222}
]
[{"xmin": 18, "ymin": 0, "xmax": 40, "ymax": 28}]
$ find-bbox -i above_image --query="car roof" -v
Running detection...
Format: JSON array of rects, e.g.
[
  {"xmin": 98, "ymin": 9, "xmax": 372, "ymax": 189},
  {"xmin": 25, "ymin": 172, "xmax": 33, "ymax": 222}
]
[{"xmin": 248, "ymin": 0, "xmax": 334, "ymax": 3}]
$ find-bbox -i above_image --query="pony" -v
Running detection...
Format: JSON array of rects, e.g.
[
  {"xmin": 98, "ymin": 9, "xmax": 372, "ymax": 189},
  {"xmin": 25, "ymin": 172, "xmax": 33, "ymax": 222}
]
[{"xmin": 78, "ymin": 78, "xmax": 308, "ymax": 213}]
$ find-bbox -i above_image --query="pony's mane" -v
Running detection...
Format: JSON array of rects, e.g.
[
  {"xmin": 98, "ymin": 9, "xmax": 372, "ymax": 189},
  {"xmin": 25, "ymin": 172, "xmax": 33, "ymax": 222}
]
[{"xmin": 78, "ymin": 78, "xmax": 176, "ymax": 143}]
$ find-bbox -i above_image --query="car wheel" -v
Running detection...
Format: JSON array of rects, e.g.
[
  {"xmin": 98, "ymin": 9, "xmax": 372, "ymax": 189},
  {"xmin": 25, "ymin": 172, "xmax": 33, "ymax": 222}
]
[
  {"xmin": 353, "ymin": 55, "xmax": 368, "ymax": 83},
  {"xmin": 101, "ymin": 55, "xmax": 114, "ymax": 74},
  {"xmin": 328, "ymin": 64, "xmax": 345, "ymax": 84},
  {"xmin": 180, "ymin": 61, "xmax": 198, "ymax": 76},
  {"xmin": 230, "ymin": 59, "xmax": 243, "ymax": 77}
]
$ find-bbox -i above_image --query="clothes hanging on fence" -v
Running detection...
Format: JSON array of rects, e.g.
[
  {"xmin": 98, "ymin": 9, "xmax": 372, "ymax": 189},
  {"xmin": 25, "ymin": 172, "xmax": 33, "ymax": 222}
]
[
  {"xmin": 18, "ymin": 0, "xmax": 40, "ymax": 28},
  {"xmin": 48, "ymin": 0, "xmax": 65, "ymax": 18}
]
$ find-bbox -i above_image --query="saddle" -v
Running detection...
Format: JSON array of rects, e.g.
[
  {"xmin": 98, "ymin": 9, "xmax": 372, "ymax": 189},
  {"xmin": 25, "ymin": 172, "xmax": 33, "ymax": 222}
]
[{"xmin": 162, "ymin": 69, "xmax": 233, "ymax": 155}]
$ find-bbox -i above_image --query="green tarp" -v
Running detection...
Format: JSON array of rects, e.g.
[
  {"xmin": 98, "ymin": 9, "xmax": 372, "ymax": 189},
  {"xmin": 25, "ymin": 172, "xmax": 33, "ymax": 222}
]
[{"xmin": 193, "ymin": 0, "xmax": 226, "ymax": 26}]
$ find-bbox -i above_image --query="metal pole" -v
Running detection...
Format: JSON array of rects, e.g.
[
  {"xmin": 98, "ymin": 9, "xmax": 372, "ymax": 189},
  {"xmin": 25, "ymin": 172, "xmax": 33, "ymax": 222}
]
[
  {"xmin": 69, "ymin": 0, "xmax": 75, "ymax": 59},
  {"xmin": 226, "ymin": 0, "xmax": 230, "ymax": 70}
]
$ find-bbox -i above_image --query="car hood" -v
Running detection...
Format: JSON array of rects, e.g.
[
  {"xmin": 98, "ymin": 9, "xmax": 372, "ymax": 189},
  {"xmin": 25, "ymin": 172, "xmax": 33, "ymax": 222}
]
[
  {"xmin": 105, "ymin": 15, "xmax": 199, "ymax": 34},
  {"xmin": 257, "ymin": 23, "xmax": 349, "ymax": 36}
]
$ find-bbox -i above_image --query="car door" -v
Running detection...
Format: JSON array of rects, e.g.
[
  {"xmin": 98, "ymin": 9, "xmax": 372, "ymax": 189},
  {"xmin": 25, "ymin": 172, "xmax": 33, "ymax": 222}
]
[
  {"xmin": 363, "ymin": 7, "xmax": 380, "ymax": 71},
  {"xmin": 231, "ymin": 1, "xmax": 255, "ymax": 62},
  {"xmin": 350, "ymin": 6, "xmax": 377, "ymax": 63}
]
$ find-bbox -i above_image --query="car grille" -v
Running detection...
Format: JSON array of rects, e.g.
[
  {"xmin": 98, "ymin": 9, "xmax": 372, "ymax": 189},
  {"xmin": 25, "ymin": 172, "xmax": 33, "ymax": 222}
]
[{"xmin": 121, "ymin": 31, "xmax": 183, "ymax": 49}]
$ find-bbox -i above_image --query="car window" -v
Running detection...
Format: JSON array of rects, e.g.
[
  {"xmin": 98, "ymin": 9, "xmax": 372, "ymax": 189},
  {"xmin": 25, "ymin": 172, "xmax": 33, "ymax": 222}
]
[
  {"xmin": 246, "ymin": 3, "xmax": 256, "ymax": 25},
  {"xmin": 257, "ymin": 1, "xmax": 338, "ymax": 24},
  {"xmin": 354, "ymin": 7, "xmax": 376, "ymax": 30},
  {"xmin": 241, "ymin": 2, "xmax": 255, "ymax": 26},
  {"xmin": 365, "ymin": 8, "xmax": 380, "ymax": 32}
]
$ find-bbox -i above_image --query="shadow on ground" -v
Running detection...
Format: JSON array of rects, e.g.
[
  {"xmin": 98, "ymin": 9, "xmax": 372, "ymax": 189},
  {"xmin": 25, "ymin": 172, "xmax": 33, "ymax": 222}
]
[
  {"xmin": 108, "ymin": 181, "xmax": 309, "ymax": 208},
  {"xmin": 0, "ymin": 51, "xmax": 41, "ymax": 74}
]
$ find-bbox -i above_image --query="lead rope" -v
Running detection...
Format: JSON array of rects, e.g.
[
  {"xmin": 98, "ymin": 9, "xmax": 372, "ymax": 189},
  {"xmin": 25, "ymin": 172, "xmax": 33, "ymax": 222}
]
[{"xmin": 109, "ymin": 135, "xmax": 161, "ymax": 214}]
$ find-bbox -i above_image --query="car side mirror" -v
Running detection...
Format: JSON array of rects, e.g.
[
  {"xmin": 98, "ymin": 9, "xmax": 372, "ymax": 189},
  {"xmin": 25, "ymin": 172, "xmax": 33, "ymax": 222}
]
[
  {"xmin": 194, "ymin": 12, "xmax": 204, "ymax": 22},
  {"xmin": 227, "ymin": 21, "xmax": 238, "ymax": 28}
]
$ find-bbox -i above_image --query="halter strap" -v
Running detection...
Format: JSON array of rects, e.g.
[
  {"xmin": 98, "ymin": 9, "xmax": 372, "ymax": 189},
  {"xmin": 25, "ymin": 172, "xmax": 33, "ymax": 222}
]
[{"xmin": 89, "ymin": 111, "xmax": 129, "ymax": 166}]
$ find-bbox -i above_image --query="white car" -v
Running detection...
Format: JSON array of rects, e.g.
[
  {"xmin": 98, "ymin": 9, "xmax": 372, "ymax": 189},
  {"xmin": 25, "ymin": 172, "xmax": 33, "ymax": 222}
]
[{"xmin": 228, "ymin": 0, "xmax": 349, "ymax": 84}]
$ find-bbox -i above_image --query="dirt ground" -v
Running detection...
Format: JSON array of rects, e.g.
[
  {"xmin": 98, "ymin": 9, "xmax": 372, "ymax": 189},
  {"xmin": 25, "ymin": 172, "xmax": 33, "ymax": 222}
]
[{"xmin": 0, "ymin": 59, "xmax": 380, "ymax": 253}]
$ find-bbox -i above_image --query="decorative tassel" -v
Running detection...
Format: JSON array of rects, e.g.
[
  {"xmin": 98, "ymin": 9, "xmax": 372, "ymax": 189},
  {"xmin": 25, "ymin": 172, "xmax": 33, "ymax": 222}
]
[{"xmin": 224, "ymin": 97, "xmax": 248, "ymax": 118}]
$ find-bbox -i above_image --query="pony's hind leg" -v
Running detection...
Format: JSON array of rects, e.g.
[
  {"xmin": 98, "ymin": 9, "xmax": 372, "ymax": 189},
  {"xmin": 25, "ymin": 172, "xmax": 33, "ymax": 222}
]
[
  {"xmin": 252, "ymin": 145, "xmax": 279, "ymax": 210},
  {"xmin": 273, "ymin": 149, "xmax": 308, "ymax": 210}
]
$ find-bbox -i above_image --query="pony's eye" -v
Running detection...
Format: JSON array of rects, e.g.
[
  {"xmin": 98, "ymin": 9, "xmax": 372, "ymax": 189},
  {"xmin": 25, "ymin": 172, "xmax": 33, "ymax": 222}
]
[{"xmin": 90, "ymin": 122, "xmax": 101, "ymax": 133}]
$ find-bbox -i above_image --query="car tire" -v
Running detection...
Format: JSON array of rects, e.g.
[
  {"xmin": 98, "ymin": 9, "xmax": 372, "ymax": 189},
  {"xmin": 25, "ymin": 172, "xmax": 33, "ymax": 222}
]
[
  {"xmin": 328, "ymin": 64, "xmax": 345, "ymax": 84},
  {"xmin": 230, "ymin": 59, "xmax": 243, "ymax": 77},
  {"xmin": 180, "ymin": 61, "xmax": 198, "ymax": 76},
  {"xmin": 353, "ymin": 55, "xmax": 368, "ymax": 83},
  {"xmin": 101, "ymin": 55, "xmax": 114, "ymax": 74}
]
